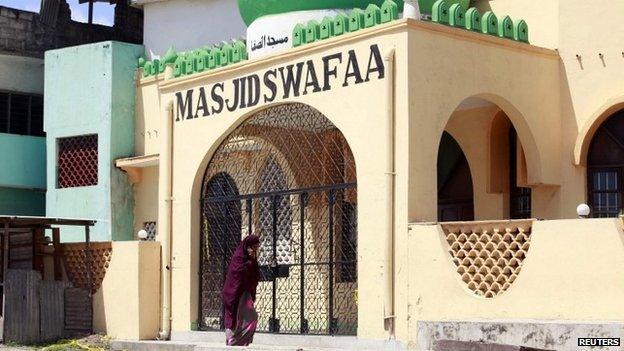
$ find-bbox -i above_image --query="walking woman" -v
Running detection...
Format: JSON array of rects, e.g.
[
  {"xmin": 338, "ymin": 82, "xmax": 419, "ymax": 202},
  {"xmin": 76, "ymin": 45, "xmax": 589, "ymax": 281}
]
[{"xmin": 222, "ymin": 234, "xmax": 261, "ymax": 346}]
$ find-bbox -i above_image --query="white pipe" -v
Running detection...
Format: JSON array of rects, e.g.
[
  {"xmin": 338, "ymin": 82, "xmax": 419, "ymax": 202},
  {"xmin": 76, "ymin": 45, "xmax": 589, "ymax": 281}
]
[
  {"xmin": 383, "ymin": 49, "xmax": 396, "ymax": 339},
  {"xmin": 403, "ymin": 0, "xmax": 422, "ymax": 20},
  {"xmin": 158, "ymin": 102, "xmax": 174, "ymax": 340}
]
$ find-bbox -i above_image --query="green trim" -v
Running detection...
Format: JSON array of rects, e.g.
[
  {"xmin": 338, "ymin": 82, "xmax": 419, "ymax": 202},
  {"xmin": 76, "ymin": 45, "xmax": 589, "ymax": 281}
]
[
  {"xmin": 238, "ymin": 0, "xmax": 405, "ymax": 26},
  {"xmin": 237, "ymin": 0, "xmax": 477, "ymax": 25},
  {"xmin": 141, "ymin": 39, "xmax": 250, "ymax": 78}
]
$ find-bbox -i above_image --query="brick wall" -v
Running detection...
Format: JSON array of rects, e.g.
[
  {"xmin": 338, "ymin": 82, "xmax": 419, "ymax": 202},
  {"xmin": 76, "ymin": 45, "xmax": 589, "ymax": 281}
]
[{"xmin": 0, "ymin": 1, "xmax": 142, "ymax": 58}]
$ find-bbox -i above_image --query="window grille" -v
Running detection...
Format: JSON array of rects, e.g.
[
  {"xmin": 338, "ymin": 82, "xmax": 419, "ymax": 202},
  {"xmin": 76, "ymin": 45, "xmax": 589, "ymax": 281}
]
[
  {"xmin": 0, "ymin": 92, "xmax": 45, "ymax": 136},
  {"xmin": 57, "ymin": 135, "xmax": 98, "ymax": 188}
]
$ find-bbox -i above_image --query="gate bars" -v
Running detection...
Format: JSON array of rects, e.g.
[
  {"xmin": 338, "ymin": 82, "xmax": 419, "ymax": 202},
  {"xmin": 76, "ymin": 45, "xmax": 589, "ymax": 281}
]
[{"xmin": 198, "ymin": 103, "xmax": 358, "ymax": 335}]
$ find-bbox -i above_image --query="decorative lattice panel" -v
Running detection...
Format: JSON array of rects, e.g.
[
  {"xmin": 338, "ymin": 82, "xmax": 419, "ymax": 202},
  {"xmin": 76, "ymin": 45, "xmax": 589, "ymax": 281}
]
[
  {"xmin": 57, "ymin": 134, "xmax": 98, "ymax": 188},
  {"xmin": 441, "ymin": 220, "xmax": 533, "ymax": 298},
  {"xmin": 62, "ymin": 242, "xmax": 112, "ymax": 293},
  {"xmin": 143, "ymin": 222, "xmax": 157, "ymax": 241}
]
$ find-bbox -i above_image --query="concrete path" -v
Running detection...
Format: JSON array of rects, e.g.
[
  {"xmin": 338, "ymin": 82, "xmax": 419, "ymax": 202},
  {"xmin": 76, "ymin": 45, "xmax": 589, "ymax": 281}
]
[{"xmin": 111, "ymin": 340, "xmax": 351, "ymax": 351}]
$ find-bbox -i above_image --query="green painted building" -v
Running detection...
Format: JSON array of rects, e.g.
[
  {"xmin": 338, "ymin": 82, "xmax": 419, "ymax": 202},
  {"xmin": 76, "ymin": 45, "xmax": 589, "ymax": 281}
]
[{"xmin": 44, "ymin": 41, "xmax": 143, "ymax": 242}]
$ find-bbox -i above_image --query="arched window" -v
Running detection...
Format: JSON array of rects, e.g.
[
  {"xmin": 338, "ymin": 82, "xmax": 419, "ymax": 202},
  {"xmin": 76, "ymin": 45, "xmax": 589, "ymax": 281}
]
[{"xmin": 587, "ymin": 111, "xmax": 624, "ymax": 217}]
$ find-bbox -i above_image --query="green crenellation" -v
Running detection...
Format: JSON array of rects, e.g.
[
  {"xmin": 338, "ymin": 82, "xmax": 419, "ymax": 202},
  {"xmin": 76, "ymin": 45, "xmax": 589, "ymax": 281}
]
[
  {"xmin": 292, "ymin": 0, "xmax": 530, "ymax": 49},
  {"xmin": 140, "ymin": 0, "xmax": 530, "ymax": 79},
  {"xmin": 140, "ymin": 40, "xmax": 250, "ymax": 79}
]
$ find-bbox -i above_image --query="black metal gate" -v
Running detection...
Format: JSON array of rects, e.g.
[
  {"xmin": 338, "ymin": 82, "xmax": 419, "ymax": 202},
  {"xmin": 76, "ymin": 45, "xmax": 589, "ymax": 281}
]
[{"xmin": 199, "ymin": 104, "xmax": 358, "ymax": 335}]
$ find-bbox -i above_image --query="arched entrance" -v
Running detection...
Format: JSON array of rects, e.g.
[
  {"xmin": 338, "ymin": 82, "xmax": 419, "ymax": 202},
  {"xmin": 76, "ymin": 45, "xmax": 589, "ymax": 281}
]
[
  {"xmin": 199, "ymin": 103, "xmax": 358, "ymax": 335},
  {"xmin": 587, "ymin": 110, "xmax": 624, "ymax": 217}
]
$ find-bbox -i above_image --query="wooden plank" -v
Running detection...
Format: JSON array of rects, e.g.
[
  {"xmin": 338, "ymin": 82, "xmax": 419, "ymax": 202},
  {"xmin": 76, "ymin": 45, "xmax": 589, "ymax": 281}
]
[
  {"xmin": 52, "ymin": 228, "xmax": 62, "ymax": 281},
  {"xmin": 39, "ymin": 280, "xmax": 68, "ymax": 342},
  {"xmin": 64, "ymin": 288, "xmax": 92, "ymax": 333},
  {"xmin": 33, "ymin": 228, "xmax": 44, "ymax": 278},
  {"xmin": 2, "ymin": 223, "xmax": 9, "ymax": 318},
  {"xmin": 4, "ymin": 270, "xmax": 40, "ymax": 344},
  {"xmin": 85, "ymin": 226, "xmax": 92, "ymax": 295}
]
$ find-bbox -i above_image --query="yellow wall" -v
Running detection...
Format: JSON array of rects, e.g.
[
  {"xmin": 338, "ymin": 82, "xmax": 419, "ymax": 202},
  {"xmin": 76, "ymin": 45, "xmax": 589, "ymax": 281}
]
[
  {"xmin": 473, "ymin": 0, "xmax": 624, "ymax": 218},
  {"xmin": 405, "ymin": 218, "xmax": 624, "ymax": 346},
  {"xmin": 93, "ymin": 241, "xmax": 161, "ymax": 340},
  {"xmin": 122, "ymin": 7, "xmax": 624, "ymax": 346},
  {"xmin": 132, "ymin": 19, "xmax": 562, "ymax": 342}
]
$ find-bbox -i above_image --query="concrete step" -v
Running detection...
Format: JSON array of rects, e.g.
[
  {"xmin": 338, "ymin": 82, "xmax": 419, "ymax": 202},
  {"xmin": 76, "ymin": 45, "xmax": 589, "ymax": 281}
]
[{"xmin": 111, "ymin": 340, "xmax": 362, "ymax": 351}]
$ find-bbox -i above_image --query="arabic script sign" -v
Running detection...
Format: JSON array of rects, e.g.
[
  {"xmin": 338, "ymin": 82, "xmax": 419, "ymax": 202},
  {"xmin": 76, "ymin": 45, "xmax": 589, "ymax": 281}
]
[
  {"xmin": 174, "ymin": 44, "xmax": 386, "ymax": 122},
  {"xmin": 246, "ymin": 9, "xmax": 344, "ymax": 59},
  {"xmin": 250, "ymin": 34, "xmax": 290, "ymax": 54}
]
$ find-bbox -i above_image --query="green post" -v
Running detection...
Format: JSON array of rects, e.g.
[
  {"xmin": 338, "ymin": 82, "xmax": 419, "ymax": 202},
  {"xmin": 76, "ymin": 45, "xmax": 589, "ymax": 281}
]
[
  {"xmin": 448, "ymin": 4, "xmax": 465, "ymax": 28},
  {"xmin": 432, "ymin": 0, "xmax": 449, "ymax": 24},
  {"xmin": 465, "ymin": 8, "xmax": 481, "ymax": 32},
  {"xmin": 142, "ymin": 61, "xmax": 152, "ymax": 77},
  {"xmin": 293, "ymin": 23, "xmax": 306, "ymax": 47},
  {"xmin": 514, "ymin": 19, "xmax": 529, "ymax": 42},
  {"xmin": 334, "ymin": 12, "xmax": 349, "ymax": 36},
  {"xmin": 364, "ymin": 4, "xmax": 382, "ymax": 28},
  {"xmin": 320, "ymin": 17, "xmax": 335, "ymax": 40},
  {"xmin": 173, "ymin": 56, "xmax": 185, "ymax": 77},
  {"xmin": 381, "ymin": 0, "xmax": 399, "ymax": 23},
  {"xmin": 348, "ymin": 8, "xmax": 365, "ymax": 32},
  {"xmin": 482, "ymin": 11, "xmax": 498, "ymax": 35},
  {"xmin": 305, "ymin": 20, "xmax": 320, "ymax": 44},
  {"xmin": 219, "ymin": 43, "xmax": 233, "ymax": 67},
  {"xmin": 498, "ymin": 15, "xmax": 514, "ymax": 39}
]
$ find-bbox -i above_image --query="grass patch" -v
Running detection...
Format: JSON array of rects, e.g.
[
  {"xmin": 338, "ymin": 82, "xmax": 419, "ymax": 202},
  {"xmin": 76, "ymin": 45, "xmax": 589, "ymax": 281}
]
[{"xmin": 40, "ymin": 335, "xmax": 111, "ymax": 351}]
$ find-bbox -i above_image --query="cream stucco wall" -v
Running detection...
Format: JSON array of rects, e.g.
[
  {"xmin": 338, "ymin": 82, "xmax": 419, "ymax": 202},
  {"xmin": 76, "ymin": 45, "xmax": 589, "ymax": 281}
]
[
  {"xmin": 405, "ymin": 20, "xmax": 561, "ymax": 224},
  {"xmin": 127, "ymin": 19, "xmax": 568, "ymax": 344},
  {"xmin": 472, "ymin": 0, "xmax": 624, "ymax": 218},
  {"xmin": 120, "ymin": 6, "xmax": 624, "ymax": 346},
  {"xmin": 93, "ymin": 241, "xmax": 161, "ymax": 340},
  {"xmin": 406, "ymin": 218, "xmax": 624, "ymax": 346}
]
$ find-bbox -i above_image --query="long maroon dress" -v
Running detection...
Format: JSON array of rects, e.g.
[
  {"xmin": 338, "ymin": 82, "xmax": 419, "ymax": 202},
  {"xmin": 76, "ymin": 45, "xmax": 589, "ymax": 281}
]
[{"xmin": 222, "ymin": 235, "xmax": 260, "ymax": 346}]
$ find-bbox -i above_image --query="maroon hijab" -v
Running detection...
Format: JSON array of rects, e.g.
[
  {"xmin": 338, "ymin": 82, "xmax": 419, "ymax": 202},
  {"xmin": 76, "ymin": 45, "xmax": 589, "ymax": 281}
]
[{"xmin": 222, "ymin": 235, "xmax": 261, "ymax": 329}]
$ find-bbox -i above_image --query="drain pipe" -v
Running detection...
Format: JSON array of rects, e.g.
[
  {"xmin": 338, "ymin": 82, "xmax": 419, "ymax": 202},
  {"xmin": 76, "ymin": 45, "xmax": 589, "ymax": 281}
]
[
  {"xmin": 383, "ymin": 49, "xmax": 396, "ymax": 339},
  {"xmin": 158, "ymin": 102, "xmax": 174, "ymax": 340}
]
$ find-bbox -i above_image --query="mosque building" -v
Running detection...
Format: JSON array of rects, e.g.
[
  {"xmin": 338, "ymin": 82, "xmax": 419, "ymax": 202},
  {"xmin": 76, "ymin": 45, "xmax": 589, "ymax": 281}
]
[{"xmin": 43, "ymin": 0, "xmax": 624, "ymax": 349}]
